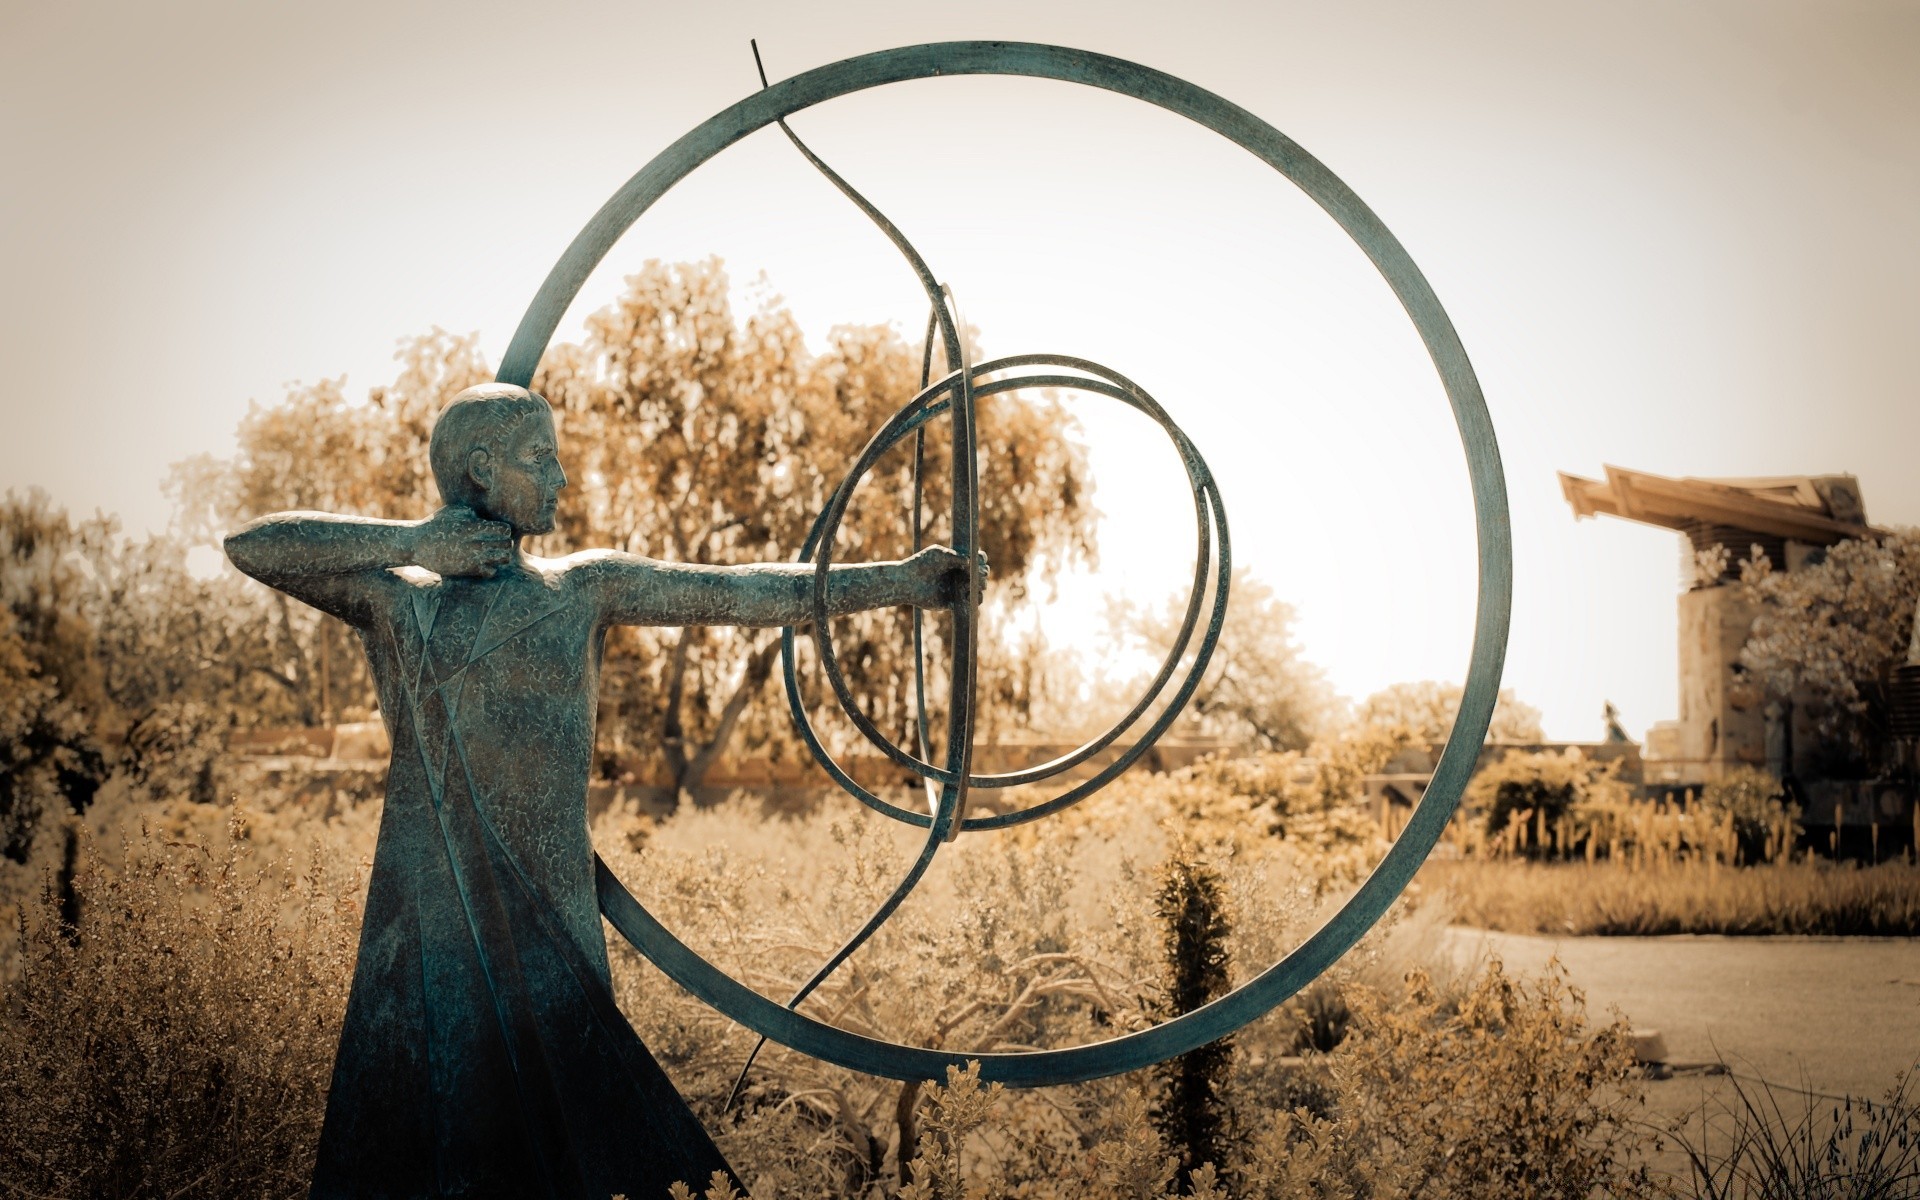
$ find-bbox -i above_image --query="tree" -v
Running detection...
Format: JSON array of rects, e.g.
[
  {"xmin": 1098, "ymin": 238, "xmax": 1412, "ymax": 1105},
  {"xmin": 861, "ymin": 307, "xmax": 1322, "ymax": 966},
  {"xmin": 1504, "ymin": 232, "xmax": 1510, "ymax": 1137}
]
[
  {"xmin": 1, "ymin": 495, "xmax": 110, "ymax": 851},
  {"xmin": 1105, "ymin": 566, "xmax": 1336, "ymax": 753},
  {"xmin": 1736, "ymin": 529, "xmax": 1920, "ymax": 745},
  {"xmin": 170, "ymin": 329, "xmax": 488, "ymax": 727},
  {"xmin": 534, "ymin": 259, "xmax": 1095, "ymax": 796},
  {"xmin": 1355, "ymin": 679, "xmax": 1544, "ymax": 744},
  {"xmin": 176, "ymin": 261, "xmax": 1098, "ymax": 795},
  {"xmin": 2, "ymin": 490, "xmax": 305, "ymax": 835},
  {"xmin": 2, "ymin": 493, "xmax": 111, "ymax": 926}
]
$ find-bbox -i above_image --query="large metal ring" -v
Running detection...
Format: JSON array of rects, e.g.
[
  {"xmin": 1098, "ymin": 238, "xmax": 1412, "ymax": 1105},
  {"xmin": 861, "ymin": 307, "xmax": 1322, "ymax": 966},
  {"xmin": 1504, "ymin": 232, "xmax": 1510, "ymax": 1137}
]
[{"xmin": 503, "ymin": 41, "xmax": 1512, "ymax": 1086}]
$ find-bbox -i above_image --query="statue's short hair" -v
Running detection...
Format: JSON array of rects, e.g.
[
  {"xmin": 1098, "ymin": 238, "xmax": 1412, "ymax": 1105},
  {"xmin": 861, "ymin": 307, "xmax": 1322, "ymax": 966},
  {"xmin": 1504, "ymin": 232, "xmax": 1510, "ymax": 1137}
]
[{"xmin": 428, "ymin": 384, "xmax": 552, "ymax": 507}]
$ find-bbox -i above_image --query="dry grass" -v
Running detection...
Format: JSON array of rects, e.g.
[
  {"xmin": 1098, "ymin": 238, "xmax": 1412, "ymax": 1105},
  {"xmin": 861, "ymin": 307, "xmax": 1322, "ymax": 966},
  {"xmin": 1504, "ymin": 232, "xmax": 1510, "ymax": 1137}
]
[
  {"xmin": 0, "ymin": 808, "xmax": 365, "ymax": 1199},
  {"xmin": 0, "ymin": 761, "xmax": 1685, "ymax": 1198},
  {"xmin": 1425, "ymin": 858, "xmax": 1920, "ymax": 937}
]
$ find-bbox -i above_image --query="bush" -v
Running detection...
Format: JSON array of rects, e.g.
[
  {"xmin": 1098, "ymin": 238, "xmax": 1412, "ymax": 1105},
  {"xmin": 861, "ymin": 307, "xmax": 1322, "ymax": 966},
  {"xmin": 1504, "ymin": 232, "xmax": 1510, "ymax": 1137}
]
[
  {"xmin": 1325, "ymin": 961, "xmax": 1662, "ymax": 1199},
  {"xmin": 0, "ymin": 812, "xmax": 360, "ymax": 1199},
  {"xmin": 1696, "ymin": 767, "xmax": 1801, "ymax": 865},
  {"xmin": 1152, "ymin": 850, "xmax": 1235, "ymax": 1190},
  {"xmin": 1465, "ymin": 750, "xmax": 1630, "ymax": 858},
  {"xmin": 0, "ymin": 780, "xmax": 1677, "ymax": 1199}
]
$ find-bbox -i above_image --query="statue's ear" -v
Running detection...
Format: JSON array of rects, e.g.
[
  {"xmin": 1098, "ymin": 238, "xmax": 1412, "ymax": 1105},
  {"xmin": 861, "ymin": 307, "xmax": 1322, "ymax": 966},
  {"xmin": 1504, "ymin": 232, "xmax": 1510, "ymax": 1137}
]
[{"xmin": 466, "ymin": 446, "xmax": 494, "ymax": 494}]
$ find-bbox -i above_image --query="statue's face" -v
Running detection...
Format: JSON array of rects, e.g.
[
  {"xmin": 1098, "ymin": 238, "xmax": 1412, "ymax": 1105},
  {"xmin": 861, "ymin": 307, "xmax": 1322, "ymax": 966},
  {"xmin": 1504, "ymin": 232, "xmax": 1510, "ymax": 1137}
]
[{"xmin": 476, "ymin": 407, "xmax": 567, "ymax": 537}]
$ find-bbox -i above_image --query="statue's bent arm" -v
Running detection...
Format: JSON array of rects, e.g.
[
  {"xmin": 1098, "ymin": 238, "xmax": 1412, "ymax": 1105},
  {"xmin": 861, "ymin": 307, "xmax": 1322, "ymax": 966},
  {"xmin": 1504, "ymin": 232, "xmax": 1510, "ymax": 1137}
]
[
  {"xmin": 222, "ymin": 510, "xmax": 426, "ymax": 625},
  {"xmin": 578, "ymin": 549, "xmax": 958, "ymax": 629}
]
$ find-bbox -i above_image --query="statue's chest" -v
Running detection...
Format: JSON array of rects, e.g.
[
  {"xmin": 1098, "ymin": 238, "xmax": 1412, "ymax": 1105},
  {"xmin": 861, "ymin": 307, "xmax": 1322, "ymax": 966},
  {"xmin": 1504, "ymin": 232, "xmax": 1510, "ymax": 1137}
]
[{"xmin": 386, "ymin": 577, "xmax": 597, "ymax": 724}]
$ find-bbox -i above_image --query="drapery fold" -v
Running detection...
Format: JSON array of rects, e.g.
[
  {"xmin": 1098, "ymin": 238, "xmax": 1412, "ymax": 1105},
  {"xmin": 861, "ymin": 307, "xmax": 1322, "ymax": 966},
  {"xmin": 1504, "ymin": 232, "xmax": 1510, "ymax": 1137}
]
[{"xmin": 310, "ymin": 581, "xmax": 735, "ymax": 1200}]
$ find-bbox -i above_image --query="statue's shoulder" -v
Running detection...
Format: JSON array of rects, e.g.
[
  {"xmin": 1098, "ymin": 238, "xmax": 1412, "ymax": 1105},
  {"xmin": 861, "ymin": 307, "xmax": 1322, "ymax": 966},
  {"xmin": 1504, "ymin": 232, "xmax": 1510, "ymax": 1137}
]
[
  {"xmin": 537, "ymin": 548, "xmax": 653, "ymax": 586},
  {"xmin": 522, "ymin": 550, "xmax": 621, "ymax": 581},
  {"xmin": 515, "ymin": 551, "xmax": 624, "ymax": 606}
]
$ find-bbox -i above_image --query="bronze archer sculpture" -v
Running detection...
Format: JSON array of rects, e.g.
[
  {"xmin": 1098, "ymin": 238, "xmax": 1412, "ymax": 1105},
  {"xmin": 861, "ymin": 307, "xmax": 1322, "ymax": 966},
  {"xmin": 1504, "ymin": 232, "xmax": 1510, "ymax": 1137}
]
[{"xmin": 226, "ymin": 384, "xmax": 973, "ymax": 1196}]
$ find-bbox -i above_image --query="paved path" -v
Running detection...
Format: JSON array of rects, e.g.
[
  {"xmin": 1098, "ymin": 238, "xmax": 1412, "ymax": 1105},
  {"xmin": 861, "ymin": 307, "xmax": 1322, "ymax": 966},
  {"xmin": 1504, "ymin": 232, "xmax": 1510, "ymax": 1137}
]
[{"xmin": 1442, "ymin": 929, "xmax": 1920, "ymax": 1106}]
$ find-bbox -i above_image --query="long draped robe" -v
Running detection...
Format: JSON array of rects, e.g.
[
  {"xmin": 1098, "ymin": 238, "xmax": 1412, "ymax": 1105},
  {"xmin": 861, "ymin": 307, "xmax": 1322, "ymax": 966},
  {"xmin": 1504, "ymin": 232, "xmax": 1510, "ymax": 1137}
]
[{"xmin": 306, "ymin": 562, "xmax": 735, "ymax": 1199}]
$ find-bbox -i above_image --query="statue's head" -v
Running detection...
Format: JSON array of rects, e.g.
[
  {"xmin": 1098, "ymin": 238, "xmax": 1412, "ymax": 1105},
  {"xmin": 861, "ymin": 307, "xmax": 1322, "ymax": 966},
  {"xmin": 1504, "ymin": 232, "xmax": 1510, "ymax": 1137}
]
[{"xmin": 429, "ymin": 384, "xmax": 567, "ymax": 537}]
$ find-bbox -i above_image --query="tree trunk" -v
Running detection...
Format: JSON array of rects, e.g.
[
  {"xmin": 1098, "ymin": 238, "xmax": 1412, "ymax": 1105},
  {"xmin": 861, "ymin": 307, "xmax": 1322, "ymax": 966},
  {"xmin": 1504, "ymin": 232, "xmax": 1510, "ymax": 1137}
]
[
  {"xmin": 894, "ymin": 1079, "xmax": 923, "ymax": 1187},
  {"xmin": 55, "ymin": 818, "xmax": 81, "ymax": 944},
  {"xmin": 270, "ymin": 591, "xmax": 318, "ymax": 726},
  {"xmin": 677, "ymin": 635, "xmax": 781, "ymax": 796},
  {"xmin": 660, "ymin": 629, "xmax": 694, "ymax": 807}
]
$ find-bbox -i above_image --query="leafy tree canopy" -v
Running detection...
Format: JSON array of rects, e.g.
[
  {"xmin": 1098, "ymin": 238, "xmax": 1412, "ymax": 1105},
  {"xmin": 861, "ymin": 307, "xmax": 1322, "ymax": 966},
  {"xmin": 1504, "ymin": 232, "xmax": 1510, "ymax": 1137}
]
[
  {"xmin": 1736, "ymin": 528, "xmax": 1920, "ymax": 738},
  {"xmin": 1104, "ymin": 566, "xmax": 1336, "ymax": 753},
  {"xmin": 1355, "ymin": 678, "xmax": 1545, "ymax": 744},
  {"xmin": 172, "ymin": 259, "xmax": 1099, "ymax": 792}
]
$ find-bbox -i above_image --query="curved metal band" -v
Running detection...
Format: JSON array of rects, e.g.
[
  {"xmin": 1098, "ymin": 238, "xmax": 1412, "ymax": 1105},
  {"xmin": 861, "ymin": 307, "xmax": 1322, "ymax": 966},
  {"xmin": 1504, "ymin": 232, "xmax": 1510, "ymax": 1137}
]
[
  {"xmin": 797, "ymin": 355, "xmax": 1222, "ymax": 796},
  {"xmin": 512, "ymin": 41, "xmax": 1511, "ymax": 1085}
]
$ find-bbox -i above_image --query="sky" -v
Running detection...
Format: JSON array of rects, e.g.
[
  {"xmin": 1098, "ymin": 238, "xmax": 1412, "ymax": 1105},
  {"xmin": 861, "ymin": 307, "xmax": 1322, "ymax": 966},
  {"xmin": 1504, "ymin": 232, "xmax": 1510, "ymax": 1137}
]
[{"xmin": 2, "ymin": 0, "xmax": 1916, "ymax": 742}]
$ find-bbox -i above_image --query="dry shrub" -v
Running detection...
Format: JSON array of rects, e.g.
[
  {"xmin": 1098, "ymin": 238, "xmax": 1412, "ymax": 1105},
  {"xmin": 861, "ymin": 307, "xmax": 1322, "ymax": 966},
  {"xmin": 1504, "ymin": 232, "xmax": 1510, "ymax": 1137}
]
[
  {"xmin": 0, "ymin": 755, "xmax": 1669, "ymax": 1199},
  {"xmin": 1323, "ymin": 960, "xmax": 1662, "ymax": 1199},
  {"xmin": 716, "ymin": 958, "xmax": 1666, "ymax": 1199},
  {"xmin": 0, "ymin": 810, "xmax": 362, "ymax": 1200},
  {"xmin": 595, "ymin": 780, "xmax": 1660, "ymax": 1198}
]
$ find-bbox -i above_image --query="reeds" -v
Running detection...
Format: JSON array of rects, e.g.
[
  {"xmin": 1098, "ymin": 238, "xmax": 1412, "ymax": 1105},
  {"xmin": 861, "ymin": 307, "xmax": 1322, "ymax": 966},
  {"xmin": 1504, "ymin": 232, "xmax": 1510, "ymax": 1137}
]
[{"xmin": 1426, "ymin": 858, "xmax": 1920, "ymax": 936}]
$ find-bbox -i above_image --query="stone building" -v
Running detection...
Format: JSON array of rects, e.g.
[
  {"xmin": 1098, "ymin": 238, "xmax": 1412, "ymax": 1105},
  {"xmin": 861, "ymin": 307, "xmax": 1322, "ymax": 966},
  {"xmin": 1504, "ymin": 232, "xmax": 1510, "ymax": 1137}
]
[
  {"xmin": 1562, "ymin": 466, "xmax": 1920, "ymax": 856},
  {"xmin": 1559, "ymin": 466, "xmax": 1879, "ymax": 786}
]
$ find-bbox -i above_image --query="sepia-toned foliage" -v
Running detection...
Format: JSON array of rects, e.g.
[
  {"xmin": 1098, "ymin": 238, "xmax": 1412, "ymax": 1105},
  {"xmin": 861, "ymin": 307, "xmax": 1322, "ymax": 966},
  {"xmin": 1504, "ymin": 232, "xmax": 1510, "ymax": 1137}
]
[
  {"xmin": 171, "ymin": 261, "xmax": 1097, "ymax": 793},
  {"xmin": 533, "ymin": 259, "xmax": 1095, "ymax": 794},
  {"xmin": 0, "ymin": 810, "xmax": 364, "ymax": 1199},
  {"xmin": 1464, "ymin": 749, "xmax": 1632, "ymax": 858},
  {"xmin": 1695, "ymin": 766, "xmax": 1802, "ymax": 866},
  {"xmin": 1736, "ymin": 528, "xmax": 1920, "ymax": 746},
  {"xmin": 1105, "ymin": 566, "xmax": 1337, "ymax": 753},
  {"xmin": 1355, "ymin": 679, "xmax": 1545, "ymax": 745},
  {"xmin": 1675, "ymin": 1061, "xmax": 1920, "ymax": 1199},
  {"xmin": 1, "ymin": 490, "xmax": 317, "ymax": 881},
  {"xmin": 0, "ymin": 748, "xmax": 1703, "ymax": 1199},
  {"xmin": 1151, "ymin": 850, "xmax": 1235, "ymax": 1191},
  {"xmin": 1426, "ymin": 857, "xmax": 1920, "ymax": 937},
  {"xmin": 1, "ymin": 493, "xmax": 112, "ymax": 868}
]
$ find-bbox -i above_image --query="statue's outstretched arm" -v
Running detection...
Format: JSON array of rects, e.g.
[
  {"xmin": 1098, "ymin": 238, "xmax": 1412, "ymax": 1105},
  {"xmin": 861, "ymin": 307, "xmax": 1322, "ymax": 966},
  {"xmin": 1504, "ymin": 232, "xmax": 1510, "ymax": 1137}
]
[
  {"xmin": 584, "ymin": 546, "xmax": 975, "ymax": 628},
  {"xmin": 225, "ymin": 506, "xmax": 511, "ymax": 623}
]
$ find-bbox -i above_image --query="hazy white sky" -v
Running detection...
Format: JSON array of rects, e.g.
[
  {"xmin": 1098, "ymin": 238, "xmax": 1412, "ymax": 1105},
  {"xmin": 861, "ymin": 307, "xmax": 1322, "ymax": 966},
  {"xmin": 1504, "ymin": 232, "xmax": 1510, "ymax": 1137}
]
[{"xmin": 3, "ymin": 0, "xmax": 1915, "ymax": 741}]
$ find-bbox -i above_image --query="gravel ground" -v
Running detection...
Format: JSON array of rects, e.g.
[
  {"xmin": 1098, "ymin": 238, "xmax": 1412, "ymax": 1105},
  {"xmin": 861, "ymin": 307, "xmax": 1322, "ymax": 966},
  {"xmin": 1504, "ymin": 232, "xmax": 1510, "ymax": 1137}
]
[
  {"xmin": 1440, "ymin": 929, "xmax": 1920, "ymax": 1185},
  {"xmin": 1441, "ymin": 928, "xmax": 1920, "ymax": 1104}
]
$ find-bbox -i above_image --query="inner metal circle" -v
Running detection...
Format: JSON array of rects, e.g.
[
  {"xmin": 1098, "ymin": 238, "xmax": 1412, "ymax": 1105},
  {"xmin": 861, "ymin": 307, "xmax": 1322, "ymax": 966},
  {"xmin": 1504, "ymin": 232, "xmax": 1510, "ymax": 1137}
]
[
  {"xmin": 788, "ymin": 353, "xmax": 1228, "ymax": 828},
  {"xmin": 500, "ymin": 41, "xmax": 1512, "ymax": 1087}
]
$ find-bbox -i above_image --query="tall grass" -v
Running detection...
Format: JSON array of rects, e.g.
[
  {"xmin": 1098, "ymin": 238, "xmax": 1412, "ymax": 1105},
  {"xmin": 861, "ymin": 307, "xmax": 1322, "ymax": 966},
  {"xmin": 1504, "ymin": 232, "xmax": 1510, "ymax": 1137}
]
[
  {"xmin": 0, "ymin": 810, "xmax": 363, "ymax": 1199},
  {"xmin": 1425, "ymin": 858, "xmax": 1920, "ymax": 936},
  {"xmin": 1676, "ymin": 1067, "xmax": 1920, "ymax": 1199},
  {"xmin": 0, "ymin": 767, "xmax": 1683, "ymax": 1199}
]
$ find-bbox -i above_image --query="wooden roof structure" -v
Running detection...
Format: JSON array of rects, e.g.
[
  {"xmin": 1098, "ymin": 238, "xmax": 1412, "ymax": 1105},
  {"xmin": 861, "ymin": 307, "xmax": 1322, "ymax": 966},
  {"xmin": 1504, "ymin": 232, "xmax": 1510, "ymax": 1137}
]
[{"xmin": 1559, "ymin": 466, "xmax": 1882, "ymax": 545}]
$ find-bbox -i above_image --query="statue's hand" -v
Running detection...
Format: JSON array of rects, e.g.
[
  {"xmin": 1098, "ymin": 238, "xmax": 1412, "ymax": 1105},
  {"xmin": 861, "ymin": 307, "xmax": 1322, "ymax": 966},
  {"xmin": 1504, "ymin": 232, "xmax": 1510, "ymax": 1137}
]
[
  {"xmin": 908, "ymin": 544, "xmax": 990, "ymax": 607},
  {"xmin": 412, "ymin": 506, "xmax": 514, "ymax": 578}
]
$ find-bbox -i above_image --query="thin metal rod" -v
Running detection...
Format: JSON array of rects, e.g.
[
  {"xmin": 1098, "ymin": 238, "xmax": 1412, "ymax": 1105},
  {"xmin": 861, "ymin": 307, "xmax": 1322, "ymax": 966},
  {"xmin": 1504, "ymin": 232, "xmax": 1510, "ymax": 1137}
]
[
  {"xmin": 728, "ymin": 45, "xmax": 965, "ymax": 1112},
  {"xmin": 911, "ymin": 305, "xmax": 936, "ymax": 804}
]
